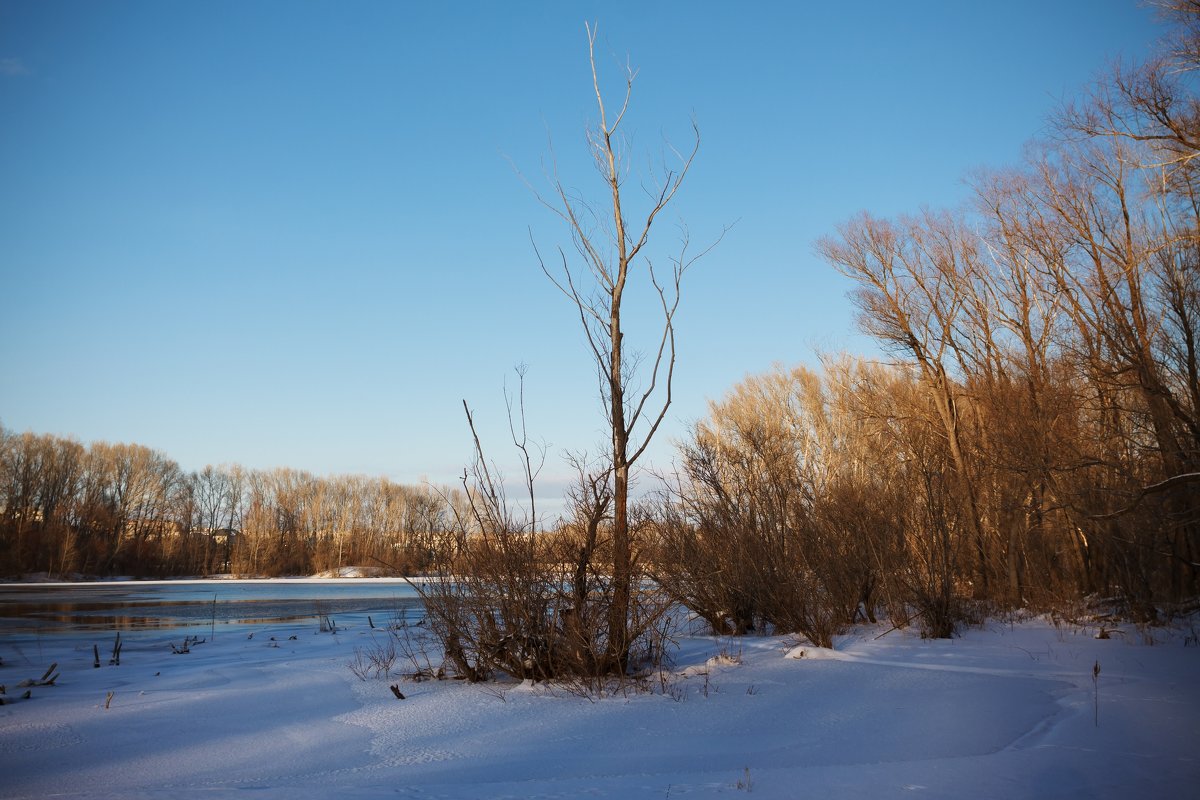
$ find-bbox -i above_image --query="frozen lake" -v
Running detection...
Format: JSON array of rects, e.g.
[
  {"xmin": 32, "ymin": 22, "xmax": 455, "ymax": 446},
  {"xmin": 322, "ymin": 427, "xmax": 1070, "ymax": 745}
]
[{"xmin": 0, "ymin": 579, "xmax": 424, "ymax": 638}]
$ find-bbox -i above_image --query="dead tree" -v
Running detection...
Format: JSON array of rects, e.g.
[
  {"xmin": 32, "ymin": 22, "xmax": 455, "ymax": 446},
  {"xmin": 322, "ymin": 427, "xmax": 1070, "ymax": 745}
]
[{"xmin": 533, "ymin": 22, "xmax": 720, "ymax": 672}]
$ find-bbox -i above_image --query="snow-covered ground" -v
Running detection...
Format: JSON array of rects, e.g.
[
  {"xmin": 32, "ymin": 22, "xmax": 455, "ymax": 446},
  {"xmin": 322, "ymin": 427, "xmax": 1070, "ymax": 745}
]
[{"xmin": 2, "ymin": 610, "xmax": 1196, "ymax": 799}]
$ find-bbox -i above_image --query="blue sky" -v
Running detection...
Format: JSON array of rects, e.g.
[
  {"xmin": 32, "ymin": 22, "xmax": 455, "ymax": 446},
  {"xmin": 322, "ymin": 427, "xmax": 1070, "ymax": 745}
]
[{"xmin": 0, "ymin": 1, "xmax": 1161, "ymax": 501}]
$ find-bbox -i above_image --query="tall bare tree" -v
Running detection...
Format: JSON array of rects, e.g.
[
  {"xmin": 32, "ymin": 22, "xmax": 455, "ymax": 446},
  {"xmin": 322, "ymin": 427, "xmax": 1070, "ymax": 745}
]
[{"xmin": 534, "ymin": 23, "xmax": 718, "ymax": 670}]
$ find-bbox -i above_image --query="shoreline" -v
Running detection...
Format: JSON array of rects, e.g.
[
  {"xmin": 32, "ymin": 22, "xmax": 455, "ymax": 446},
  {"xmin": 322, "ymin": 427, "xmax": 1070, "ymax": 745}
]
[{"xmin": 0, "ymin": 571, "xmax": 437, "ymax": 588}]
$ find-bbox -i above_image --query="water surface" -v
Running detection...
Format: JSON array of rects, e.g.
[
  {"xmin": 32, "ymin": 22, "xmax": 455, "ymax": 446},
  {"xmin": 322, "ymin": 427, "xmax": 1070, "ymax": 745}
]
[{"xmin": 0, "ymin": 579, "xmax": 424, "ymax": 637}]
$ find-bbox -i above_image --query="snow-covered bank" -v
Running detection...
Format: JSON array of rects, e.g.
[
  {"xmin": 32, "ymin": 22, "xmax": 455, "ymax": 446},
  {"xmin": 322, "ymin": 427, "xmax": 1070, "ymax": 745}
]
[{"xmin": 2, "ymin": 615, "xmax": 1196, "ymax": 799}]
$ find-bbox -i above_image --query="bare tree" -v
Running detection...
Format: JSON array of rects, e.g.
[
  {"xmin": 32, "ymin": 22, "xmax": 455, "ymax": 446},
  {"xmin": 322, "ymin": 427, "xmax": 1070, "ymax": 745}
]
[
  {"xmin": 817, "ymin": 211, "xmax": 994, "ymax": 597},
  {"xmin": 532, "ymin": 22, "xmax": 719, "ymax": 672}
]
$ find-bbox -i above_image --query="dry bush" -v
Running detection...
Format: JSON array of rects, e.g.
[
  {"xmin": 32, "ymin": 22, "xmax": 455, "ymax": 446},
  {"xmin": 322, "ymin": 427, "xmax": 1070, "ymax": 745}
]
[
  {"xmin": 412, "ymin": 522, "xmax": 676, "ymax": 686},
  {"xmin": 655, "ymin": 364, "xmax": 891, "ymax": 647},
  {"xmin": 410, "ymin": 393, "xmax": 674, "ymax": 689},
  {"xmin": 416, "ymin": 505, "xmax": 674, "ymax": 687},
  {"xmin": 658, "ymin": 360, "xmax": 989, "ymax": 642}
]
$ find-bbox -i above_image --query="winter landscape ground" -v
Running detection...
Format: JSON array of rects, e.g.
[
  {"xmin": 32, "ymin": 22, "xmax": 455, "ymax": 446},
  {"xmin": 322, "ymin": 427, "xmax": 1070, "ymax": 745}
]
[{"xmin": 1, "ymin": 584, "xmax": 1197, "ymax": 799}]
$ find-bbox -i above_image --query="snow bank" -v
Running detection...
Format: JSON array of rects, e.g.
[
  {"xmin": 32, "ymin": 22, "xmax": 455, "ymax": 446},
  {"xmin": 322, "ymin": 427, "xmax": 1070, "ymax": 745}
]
[{"xmin": 310, "ymin": 566, "xmax": 396, "ymax": 579}]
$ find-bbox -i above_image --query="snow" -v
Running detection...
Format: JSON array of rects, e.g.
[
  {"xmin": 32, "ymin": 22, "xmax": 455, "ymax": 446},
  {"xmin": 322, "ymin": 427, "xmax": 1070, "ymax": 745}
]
[
  {"xmin": 2, "ymin": 610, "xmax": 1197, "ymax": 799},
  {"xmin": 310, "ymin": 567, "xmax": 396, "ymax": 579}
]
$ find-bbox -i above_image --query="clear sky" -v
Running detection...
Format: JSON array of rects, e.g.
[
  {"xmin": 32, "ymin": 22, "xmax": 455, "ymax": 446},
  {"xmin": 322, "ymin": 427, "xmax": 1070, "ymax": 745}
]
[{"xmin": 0, "ymin": 1, "xmax": 1162, "ymax": 503}]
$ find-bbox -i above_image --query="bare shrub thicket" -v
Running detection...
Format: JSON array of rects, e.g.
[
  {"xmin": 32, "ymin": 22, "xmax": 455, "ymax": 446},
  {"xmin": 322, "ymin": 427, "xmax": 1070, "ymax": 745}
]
[
  {"xmin": 656, "ymin": 362, "xmax": 902, "ymax": 646},
  {"xmin": 411, "ymin": 397, "xmax": 674, "ymax": 687}
]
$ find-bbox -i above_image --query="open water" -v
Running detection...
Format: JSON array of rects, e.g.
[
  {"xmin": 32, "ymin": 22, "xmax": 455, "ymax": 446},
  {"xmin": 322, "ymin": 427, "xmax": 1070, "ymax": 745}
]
[{"xmin": 0, "ymin": 579, "xmax": 424, "ymax": 637}]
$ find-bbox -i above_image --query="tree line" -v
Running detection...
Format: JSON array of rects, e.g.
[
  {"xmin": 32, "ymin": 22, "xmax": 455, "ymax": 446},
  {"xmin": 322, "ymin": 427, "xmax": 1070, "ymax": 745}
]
[
  {"xmin": 662, "ymin": 2, "xmax": 1199, "ymax": 642},
  {"xmin": 0, "ymin": 426, "xmax": 466, "ymax": 578}
]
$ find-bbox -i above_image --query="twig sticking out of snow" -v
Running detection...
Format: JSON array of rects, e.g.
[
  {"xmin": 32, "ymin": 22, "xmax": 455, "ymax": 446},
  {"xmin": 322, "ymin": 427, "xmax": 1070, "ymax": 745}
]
[{"xmin": 170, "ymin": 635, "xmax": 206, "ymax": 655}]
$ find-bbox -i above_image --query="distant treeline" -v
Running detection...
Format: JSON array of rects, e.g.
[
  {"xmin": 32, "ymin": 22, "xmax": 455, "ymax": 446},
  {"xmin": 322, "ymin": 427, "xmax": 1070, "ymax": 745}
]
[{"xmin": 0, "ymin": 428, "xmax": 467, "ymax": 578}]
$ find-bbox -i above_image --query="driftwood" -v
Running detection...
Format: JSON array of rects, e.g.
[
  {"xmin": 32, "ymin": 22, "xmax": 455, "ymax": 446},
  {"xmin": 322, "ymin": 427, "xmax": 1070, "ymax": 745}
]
[
  {"xmin": 170, "ymin": 636, "xmax": 206, "ymax": 655},
  {"xmin": 0, "ymin": 663, "xmax": 58, "ymax": 703},
  {"xmin": 17, "ymin": 662, "xmax": 59, "ymax": 688},
  {"xmin": 0, "ymin": 688, "xmax": 33, "ymax": 704}
]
